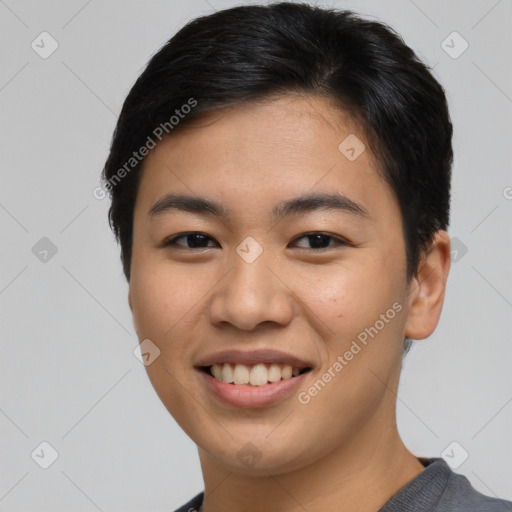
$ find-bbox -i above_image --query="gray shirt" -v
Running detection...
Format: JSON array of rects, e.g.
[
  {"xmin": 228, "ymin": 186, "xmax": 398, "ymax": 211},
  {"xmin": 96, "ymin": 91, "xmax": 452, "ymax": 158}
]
[{"xmin": 173, "ymin": 458, "xmax": 512, "ymax": 511}]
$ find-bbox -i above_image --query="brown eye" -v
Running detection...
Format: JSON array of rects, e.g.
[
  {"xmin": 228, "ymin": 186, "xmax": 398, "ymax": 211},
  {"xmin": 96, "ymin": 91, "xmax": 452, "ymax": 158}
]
[
  {"xmin": 164, "ymin": 232, "xmax": 217, "ymax": 249},
  {"xmin": 291, "ymin": 233, "xmax": 348, "ymax": 250}
]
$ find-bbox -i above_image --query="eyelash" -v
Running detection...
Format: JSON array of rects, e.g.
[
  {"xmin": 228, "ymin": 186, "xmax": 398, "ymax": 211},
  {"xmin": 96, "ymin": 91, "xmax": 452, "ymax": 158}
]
[{"xmin": 161, "ymin": 231, "xmax": 351, "ymax": 251}]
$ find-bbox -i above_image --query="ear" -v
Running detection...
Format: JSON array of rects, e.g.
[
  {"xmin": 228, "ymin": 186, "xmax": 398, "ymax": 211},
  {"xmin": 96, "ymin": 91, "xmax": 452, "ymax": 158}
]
[
  {"xmin": 404, "ymin": 230, "xmax": 451, "ymax": 340},
  {"xmin": 128, "ymin": 287, "xmax": 133, "ymax": 312}
]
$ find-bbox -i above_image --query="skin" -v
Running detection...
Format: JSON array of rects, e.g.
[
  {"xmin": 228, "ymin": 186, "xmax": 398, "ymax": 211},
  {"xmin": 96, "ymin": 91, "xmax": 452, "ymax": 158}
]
[{"xmin": 128, "ymin": 94, "xmax": 451, "ymax": 512}]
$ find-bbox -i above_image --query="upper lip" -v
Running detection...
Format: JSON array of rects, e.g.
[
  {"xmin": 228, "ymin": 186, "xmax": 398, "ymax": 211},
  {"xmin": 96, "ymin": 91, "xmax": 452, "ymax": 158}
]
[{"xmin": 194, "ymin": 349, "xmax": 314, "ymax": 369}]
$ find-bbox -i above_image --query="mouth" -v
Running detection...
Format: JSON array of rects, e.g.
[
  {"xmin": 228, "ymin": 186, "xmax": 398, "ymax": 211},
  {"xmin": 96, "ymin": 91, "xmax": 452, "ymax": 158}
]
[
  {"xmin": 198, "ymin": 363, "xmax": 313, "ymax": 386},
  {"xmin": 194, "ymin": 349, "xmax": 315, "ymax": 407}
]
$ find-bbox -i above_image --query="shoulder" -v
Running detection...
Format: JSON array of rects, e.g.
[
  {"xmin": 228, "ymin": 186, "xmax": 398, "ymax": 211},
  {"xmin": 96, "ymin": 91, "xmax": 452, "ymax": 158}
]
[
  {"xmin": 172, "ymin": 491, "xmax": 204, "ymax": 512},
  {"xmin": 172, "ymin": 462, "xmax": 512, "ymax": 512},
  {"xmin": 438, "ymin": 466, "xmax": 512, "ymax": 511},
  {"xmin": 380, "ymin": 458, "xmax": 512, "ymax": 512}
]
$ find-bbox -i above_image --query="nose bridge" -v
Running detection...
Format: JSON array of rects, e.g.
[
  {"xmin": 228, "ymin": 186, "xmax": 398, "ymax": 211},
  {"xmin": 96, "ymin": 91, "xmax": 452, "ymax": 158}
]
[{"xmin": 208, "ymin": 239, "xmax": 293, "ymax": 330}]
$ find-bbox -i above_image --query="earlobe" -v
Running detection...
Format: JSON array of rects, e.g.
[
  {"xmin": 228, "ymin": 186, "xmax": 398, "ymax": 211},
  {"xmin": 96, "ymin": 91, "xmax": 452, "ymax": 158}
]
[{"xmin": 404, "ymin": 230, "xmax": 451, "ymax": 340}]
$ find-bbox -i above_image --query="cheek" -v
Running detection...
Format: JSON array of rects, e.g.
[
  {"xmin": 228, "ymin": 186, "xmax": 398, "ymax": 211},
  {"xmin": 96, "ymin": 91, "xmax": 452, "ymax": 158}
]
[
  {"xmin": 129, "ymin": 263, "xmax": 198, "ymax": 340},
  {"xmin": 130, "ymin": 273, "xmax": 167, "ymax": 338},
  {"xmin": 295, "ymin": 261, "xmax": 391, "ymax": 327},
  {"xmin": 293, "ymin": 257, "xmax": 407, "ymax": 363}
]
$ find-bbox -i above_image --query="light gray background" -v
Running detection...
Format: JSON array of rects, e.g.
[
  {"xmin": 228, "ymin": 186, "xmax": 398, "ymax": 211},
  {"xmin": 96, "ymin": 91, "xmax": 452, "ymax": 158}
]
[{"xmin": 0, "ymin": 0, "xmax": 511, "ymax": 510}]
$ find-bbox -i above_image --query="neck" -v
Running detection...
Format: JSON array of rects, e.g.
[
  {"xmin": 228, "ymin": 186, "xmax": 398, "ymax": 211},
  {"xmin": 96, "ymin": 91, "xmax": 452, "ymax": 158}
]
[{"xmin": 197, "ymin": 414, "xmax": 425, "ymax": 512}]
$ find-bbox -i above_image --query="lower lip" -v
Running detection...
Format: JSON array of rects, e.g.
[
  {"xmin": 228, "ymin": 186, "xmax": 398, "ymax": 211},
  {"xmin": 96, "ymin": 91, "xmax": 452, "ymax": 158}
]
[{"xmin": 197, "ymin": 369, "xmax": 310, "ymax": 409}]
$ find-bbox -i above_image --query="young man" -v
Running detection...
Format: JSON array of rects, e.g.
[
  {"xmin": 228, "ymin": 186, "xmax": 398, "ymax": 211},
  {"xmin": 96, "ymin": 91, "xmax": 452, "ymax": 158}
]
[{"xmin": 101, "ymin": 3, "xmax": 512, "ymax": 511}]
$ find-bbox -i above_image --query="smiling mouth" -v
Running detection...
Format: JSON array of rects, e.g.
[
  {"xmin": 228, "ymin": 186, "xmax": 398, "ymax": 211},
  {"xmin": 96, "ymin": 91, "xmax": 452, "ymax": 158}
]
[{"xmin": 199, "ymin": 363, "xmax": 312, "ymax": 386}]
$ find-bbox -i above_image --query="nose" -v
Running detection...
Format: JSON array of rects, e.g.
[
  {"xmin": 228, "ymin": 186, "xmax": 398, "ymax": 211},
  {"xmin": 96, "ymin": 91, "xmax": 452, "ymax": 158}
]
[{"xmin": 207, "ymin": 250, "xmax": 294, "ymax": 331}]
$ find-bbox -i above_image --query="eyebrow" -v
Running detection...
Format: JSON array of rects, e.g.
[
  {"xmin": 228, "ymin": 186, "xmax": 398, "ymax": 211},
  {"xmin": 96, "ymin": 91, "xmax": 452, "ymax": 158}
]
[
  {"xmin": 148, "ymin": 192, "xmax": 369, "ymax": 220},
  {"xmin": 273, "ymin": 192, "xmax": 368, "ymax": 219}
]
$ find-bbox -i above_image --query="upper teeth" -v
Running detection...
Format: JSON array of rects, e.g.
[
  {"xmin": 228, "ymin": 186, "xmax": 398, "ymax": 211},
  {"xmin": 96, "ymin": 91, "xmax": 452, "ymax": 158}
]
[{"xmin": 211, "ymin": 363, "xmax": 302, "ymax": 386}]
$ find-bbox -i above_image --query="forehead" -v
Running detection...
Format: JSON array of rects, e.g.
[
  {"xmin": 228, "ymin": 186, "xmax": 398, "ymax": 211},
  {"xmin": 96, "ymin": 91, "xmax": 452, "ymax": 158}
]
[{"xmin": 134, "ymin": 94, "xmax": 398, "ymax": 223}]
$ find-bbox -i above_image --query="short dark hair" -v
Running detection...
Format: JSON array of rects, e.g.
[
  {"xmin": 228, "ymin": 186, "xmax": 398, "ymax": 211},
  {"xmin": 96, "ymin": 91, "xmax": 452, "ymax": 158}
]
[{"xmin": 102, "ymin": 1, "xmax": 453, "ymax": 282}]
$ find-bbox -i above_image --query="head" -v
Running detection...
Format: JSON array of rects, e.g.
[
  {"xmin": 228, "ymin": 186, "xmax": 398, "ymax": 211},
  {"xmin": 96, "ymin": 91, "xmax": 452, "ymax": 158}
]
[{"xmin": 102, "ymin": 3, "xmax": 452, "ymax": 474}]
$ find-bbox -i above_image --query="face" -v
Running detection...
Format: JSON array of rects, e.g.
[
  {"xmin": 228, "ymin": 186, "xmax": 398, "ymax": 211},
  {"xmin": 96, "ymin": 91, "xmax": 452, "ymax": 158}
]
[{"xmin": 128, "ymin": 94, "xmax": 422, "ymax": 475}]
